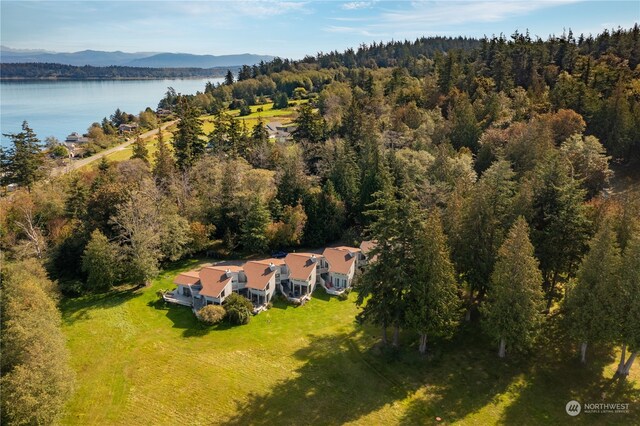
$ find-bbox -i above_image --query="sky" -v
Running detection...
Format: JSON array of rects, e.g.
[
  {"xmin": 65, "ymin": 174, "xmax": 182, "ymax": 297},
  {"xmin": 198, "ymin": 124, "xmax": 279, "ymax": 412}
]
[{"xmin": 1, "ymin": 1, "xmax": 638, "ymax": 59}]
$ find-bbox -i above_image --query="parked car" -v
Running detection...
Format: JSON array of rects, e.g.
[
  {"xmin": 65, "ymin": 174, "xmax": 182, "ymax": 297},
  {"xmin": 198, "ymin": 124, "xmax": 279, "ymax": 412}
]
[{"xmin": 271, "ymin": 250, "xmax": 288, "ymax": 259}]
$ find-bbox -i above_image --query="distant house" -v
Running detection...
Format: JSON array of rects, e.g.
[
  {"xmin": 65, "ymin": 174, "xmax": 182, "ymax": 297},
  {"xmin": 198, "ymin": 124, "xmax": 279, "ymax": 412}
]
[
  {"xmin": 156, "ymin": 108, "xmax": 172, "ymax": 117},
  {"xmin": 265, "ymin": 121, "xmax": 293, "ymax": 143},
  {"xmin": 65, "ymin": 132, "xmax": 89, "ymax": 144},
  {"xmin": 118, "ymin": 123, "xmax": 138, "ymax": 134}
]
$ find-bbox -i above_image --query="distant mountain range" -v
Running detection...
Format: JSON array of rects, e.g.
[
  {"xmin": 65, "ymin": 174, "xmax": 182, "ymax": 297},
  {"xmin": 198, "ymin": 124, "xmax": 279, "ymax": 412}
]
[{"xmin": 0, "ymin": 46, "xmax": 275, "ymax": 68}]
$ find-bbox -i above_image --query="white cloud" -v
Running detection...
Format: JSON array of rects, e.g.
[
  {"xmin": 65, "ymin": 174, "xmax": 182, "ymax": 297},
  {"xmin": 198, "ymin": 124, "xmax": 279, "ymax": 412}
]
[
  {"xmin": 342, "ymin": 1, "xmax": 375, "ymax": 10},
  {"xmin": 325, "ymin": 0, "xmax": 584, "ymax": 37}
]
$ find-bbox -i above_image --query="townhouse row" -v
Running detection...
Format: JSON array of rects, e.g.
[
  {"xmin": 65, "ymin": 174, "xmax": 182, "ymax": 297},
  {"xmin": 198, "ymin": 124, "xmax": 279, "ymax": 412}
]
[{"xmin": 163, "ymin": 242, "xmax": 375, "ymax": 314}]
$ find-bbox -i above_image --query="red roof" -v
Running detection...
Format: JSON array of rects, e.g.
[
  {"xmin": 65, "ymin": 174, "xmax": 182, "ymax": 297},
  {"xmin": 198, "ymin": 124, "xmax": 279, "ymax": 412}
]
[
  {"xmin": 285, "ymin": 253, "xmax": 317, "ymax": 281},
  {"xmin": 174, "ymin": 270, "xmax": 200, "ymax": 286},
  {"xmin": 322, "ymin": 247, "xmax": 357, "ymax": 275},
  {"xmin": 243, "ymin": 261, "xmax": 276, "ymax": 290},
  {"xmin": 254, "ymin": 258, "xmax": 286, "ymax": 267},
  {"xmin": 199, "ymin": 267, "xmax": 232, "ymax": 298}
]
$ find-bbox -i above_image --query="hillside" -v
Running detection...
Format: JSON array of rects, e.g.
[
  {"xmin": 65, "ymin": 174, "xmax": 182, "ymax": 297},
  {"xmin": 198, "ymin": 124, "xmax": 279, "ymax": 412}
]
[{"xmin": 0, "ymin": 46, "xmax": 274, "ymax": 68}]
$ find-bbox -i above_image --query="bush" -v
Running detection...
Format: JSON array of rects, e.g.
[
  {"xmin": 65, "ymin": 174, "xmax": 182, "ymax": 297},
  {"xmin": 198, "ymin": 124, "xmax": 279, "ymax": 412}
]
[
  {"xmin": 197, "ymin": 305, "xmax": 226, "ymax": 325},
  {"xmin": 337, "ymin": 291, "xmax": 349, "ymax": 301},
  {"xmin": 239, "ymin": 104, "xmax": 252, "ymax": 116},
  {"xmin": 266, "ymin": 302, "xmax": 273, "ymax": 309},
  {"xmin": 223, "ymin": 293, "xmax": 253, "ymax": 325}
]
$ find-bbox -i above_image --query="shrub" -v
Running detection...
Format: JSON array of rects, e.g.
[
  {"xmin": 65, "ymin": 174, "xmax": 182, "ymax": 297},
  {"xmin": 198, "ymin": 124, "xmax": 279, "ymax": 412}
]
[
  {"xmin": 197, "ymin": 305, "xmax": 226, "ymax": 325},
  {"xmin": 337, "ymin": 291, "xmax": 349, "ymax": 301},
  {"xmin": 266, "ymin": 302, "xmax": 273, "ymax": 309},
  {"xmin": 223, "ymin": 293, "xmax": 253, "ymax": 325},
  {"xmin": 239, "ymin": 104, "xmax": 252, "ymax": 116}
]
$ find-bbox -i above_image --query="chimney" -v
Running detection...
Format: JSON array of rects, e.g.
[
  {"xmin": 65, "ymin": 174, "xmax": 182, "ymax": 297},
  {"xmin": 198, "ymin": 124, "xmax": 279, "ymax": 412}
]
[
  {"xmin": 269, "ymin": 262, "xmax": 276, "ymax": 271},
  {"xmin": 310, "ymin": 255, "xmax": 317, "ymax": 263},
  {"xmin": 225, "ymin": 269, "xmax": 233, "ymax": 278}
]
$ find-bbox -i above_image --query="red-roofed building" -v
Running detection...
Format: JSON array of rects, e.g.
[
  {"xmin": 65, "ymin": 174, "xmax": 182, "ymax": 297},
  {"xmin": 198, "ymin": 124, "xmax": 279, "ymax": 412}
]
[
  {"xmin": 199, "ymin": 266, "xmax": 234, "ymax": 305},
  {"xmin": 243, "ymin": 261, "xmax": 277, "ymax": 306},
  {"xmin": 321, "ymin": 246, "xmax": 360, "ymax": 293},
  {"xmin": 283, "ymin": 253, "xmax": 319, "ymax": 301}
]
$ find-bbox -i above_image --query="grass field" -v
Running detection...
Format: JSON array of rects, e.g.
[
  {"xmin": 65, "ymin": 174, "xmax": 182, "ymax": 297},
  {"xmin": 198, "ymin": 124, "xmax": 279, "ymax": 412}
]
[{"xmin": 60, "ymin": 258, "xmax": 639, "ymax": 425}]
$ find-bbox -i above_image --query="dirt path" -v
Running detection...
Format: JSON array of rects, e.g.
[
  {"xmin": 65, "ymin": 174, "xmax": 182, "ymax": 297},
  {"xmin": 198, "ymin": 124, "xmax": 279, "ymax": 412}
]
[{"xmin": 51, "ymin": 120, "xmax": 177, "ymax": 176}]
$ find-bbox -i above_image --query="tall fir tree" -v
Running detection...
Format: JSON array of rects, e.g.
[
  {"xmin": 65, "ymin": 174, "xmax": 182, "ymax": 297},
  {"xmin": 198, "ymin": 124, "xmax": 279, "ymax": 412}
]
[
  {"xmin": 172, "ymin": 96, "xmax": 205, "ymax": 171},
  {"xmin": 240, "ymin": 196, "xmax": 272, "ymax": 253},
  {"xmin": 481, "ymin": 217, "xmax": 545, "ymax": 358},
  {"xmin": 82, "ymin": 229, "xmax": 120, "ymax": 291},
  {"xmin": 530, "ymin": 155, "xmax": 592, "ymax": 310},
  {"xmin": 617, "ymin": 228, "xmax": 640, "ymax": 377},
  {"xmin": 565, "ymin": 221, "xmax": 622, "ymax": 363},
  {"xmin": 406, "ymin": 212, "xmax": 460, "ymax": 354},
  {"xmin": 454, "ymin": 160, "xmax": 517, "ymax": 316},
  {"xmin": 152, "ymin": 127, "xmax": 176, "ymax": 191},
  {"xmin": 1, "ymin": 121, "xmax": 46, "ymax": 191},
  {"xmin": 131, "ymin": 135, "xmax": 149, "ymax": 164}
]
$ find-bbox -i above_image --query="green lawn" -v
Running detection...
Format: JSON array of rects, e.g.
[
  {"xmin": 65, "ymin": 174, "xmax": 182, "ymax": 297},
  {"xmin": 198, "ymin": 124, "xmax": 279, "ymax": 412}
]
[
  {"xmin": 201, "ymin": 101, "xmax": 301, "ymax": 135},
  {"xmin": 60, "ymin": 259, "xmax": 639, "ymax": 425}
]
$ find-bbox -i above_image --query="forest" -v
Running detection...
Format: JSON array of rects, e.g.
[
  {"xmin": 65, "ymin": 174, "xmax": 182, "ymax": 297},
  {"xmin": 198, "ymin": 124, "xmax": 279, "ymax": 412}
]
[
  {"xmin": 1, "ymin": 25, "xmax": 639, "ymax": 424},
  {"xmin": 0, "ymin": 62, "xmax": 234, "ymax": 80}
]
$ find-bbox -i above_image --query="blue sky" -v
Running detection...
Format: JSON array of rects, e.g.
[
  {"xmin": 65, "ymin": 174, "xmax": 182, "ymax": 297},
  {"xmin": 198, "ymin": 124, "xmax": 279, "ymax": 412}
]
[{"xmin": 1, "ymin": 1, "xmax": 638, "ymax": 58}]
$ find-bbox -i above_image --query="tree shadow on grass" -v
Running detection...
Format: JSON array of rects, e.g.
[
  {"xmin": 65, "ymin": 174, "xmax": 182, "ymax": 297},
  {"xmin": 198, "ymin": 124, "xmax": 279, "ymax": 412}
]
[
  {"xmin": 397, "ymin": 321, "xmax": 522, "ymax": 425},
  {"xmin": 499, "ymin": 315, "xmax": 640, "ymax": 424},
  {"xmin": 147, "ymin": 298, "xmax": 236, "ymax": 337},
  {"xmin": 221, "ymin": 328, "xmax": 418, "ymax": 426},
  {"xmin": 61, "ymin": 286, "xmax": 142, "ymax": 325},
  {"xmin": 220, "ymin": 323, "xmax": 527, "ymax": 426}
]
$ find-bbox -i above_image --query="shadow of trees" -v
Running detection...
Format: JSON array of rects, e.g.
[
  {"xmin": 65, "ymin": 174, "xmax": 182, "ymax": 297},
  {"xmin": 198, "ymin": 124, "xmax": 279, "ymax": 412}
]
[
  {"xmin": 61, "ymin": 286, "xmax": 142, "ymax": 325},
  {"xmin": 221, "ymin": 329, "xmax": 414, "ymax": 425},
  {"xmin": 498, "ymin": 315, "xmax": 640, "ymax": 424},
  {"xmin": 147, "ymin": 298, "xmax": 236, "ymax": 337}
]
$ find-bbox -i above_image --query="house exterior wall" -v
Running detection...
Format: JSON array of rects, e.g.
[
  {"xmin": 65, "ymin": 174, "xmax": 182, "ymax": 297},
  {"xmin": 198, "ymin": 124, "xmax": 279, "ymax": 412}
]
[
  {"xmin": 248, "ymin": 275, "xmax": 276, "ymax": 304},
  {"xmin": 328, "ymin": 263, "xmax": 355, "ymax": 289}
]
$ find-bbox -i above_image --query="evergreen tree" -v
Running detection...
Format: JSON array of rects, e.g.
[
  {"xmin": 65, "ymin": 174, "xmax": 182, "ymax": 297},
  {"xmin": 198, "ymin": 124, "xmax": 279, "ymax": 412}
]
[
  {"xmin": 455, "ymin": 160, "xmax": 517, "ymax": 314},
  {"xmin": 530, "ymin": 156, "xmax": 592, "ymax": 310},
  {"xmin": 406, "ymin": 212, "xmax": 460, "ymax": 354},
  {"xmin": 240, "ymin": 196, "xmax": 271, "ymax": 253},
  {"xmin": 225, "ymin": 69, "xmax": 235, "ymax": 86},
  {"xmin": 617, "ymin": 229, "xmax": 640, "ymax": 377},
  {"xmin": 131, "ymin": 135, "xmax": 149, "ymax": 164},
  {"xmin": 82, "ymin": 229, "xmax": 119, "ymax": 291},
  {"xmin": 172, "ymin": 96, "xmax": 205, "ymax": 171},
  {"xmin": 449, "ymin": 92, "xmax": 481, "ymax": 152},
  {"xmin": 1, "ymin": 121, "xmax": 47, "ymax": 191},
  {"xmin": 292, "ymin": 103, "xmax": 326, "ymax": 143},
  {"xmin": 152, "ymin": 128, "xmax": 175, "ymax": 191},
  {"xmin": 328, "ymin": 140, "xmax": 360, "ymax": 221},
  {"xmin": 565, "ymin": 221, "xmax": 622, "ymax": 363},
  {"xmin": 481, "ymin": 217, "xmax": 545, "ymax": 358},
  {"xmin": 356, "ymin": 180, "xmax": 402, "ymax": 346},
  {"xmin": 272, "ymin": 92, "xmax": 289, "ymax": 109}
]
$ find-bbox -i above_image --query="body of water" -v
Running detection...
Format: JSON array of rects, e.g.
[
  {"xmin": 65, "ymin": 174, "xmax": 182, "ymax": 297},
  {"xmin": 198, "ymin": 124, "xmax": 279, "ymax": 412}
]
[{"xmin": 0, "ymin": 78, "xmax": 223, "ymax": 146}]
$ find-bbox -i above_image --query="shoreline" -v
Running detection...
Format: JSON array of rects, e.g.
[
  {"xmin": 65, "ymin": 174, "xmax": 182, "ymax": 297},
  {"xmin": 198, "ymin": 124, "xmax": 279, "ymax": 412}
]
[{"xmin": 0, "ymin": 76, "xmax": 225, "ymax": 82}]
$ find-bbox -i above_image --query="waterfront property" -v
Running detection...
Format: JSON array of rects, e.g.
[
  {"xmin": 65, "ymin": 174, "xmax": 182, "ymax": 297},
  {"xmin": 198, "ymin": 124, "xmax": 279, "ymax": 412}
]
[{"xmin": 164, "ymin": 242, "xmax": 375, "ymax": 315}]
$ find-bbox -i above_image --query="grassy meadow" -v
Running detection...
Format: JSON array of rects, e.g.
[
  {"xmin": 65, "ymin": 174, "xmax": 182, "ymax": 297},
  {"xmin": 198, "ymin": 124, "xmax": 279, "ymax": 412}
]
[{"xmin": 60, "ymin": 258, "xmax": 640, "ymax": 425}]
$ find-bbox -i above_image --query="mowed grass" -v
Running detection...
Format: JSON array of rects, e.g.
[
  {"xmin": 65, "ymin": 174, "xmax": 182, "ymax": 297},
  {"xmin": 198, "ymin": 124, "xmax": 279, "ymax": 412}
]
[
  {"xmin": 60, "ymin": 259, "xmax": 640, "ymax": 425},
  {"xmin": 201, "ymin": 101, "xmax": 302, "ymax": 135}
]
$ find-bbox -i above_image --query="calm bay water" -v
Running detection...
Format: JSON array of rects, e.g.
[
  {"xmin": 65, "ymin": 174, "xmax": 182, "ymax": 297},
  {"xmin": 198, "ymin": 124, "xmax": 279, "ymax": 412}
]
[{"xmin": 0, "ymin": 78, "xmax": 223, "ymax": 146}]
